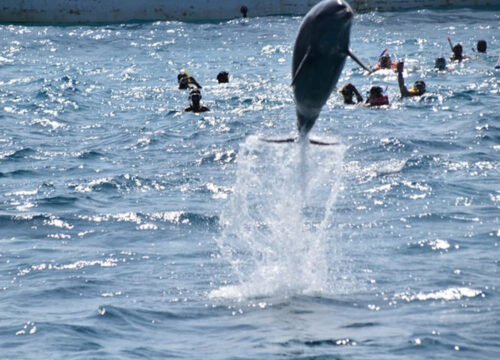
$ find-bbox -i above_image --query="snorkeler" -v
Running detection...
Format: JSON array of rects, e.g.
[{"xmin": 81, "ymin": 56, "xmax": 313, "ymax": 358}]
[
  {"xmin": 373, "ymin": 49, "xmax": 397, "ymax": 71},
  {"xmin": 240, "ymin": 5, "xmax": 248, "ymax": 18},
  {"xmin": 339, "ymin": 83, "xmax": 363, "ymax": 104},
  {"xmin": 178, "ymin": 69, "xmax": 202, "ymax": 90},
  {"xmin": 184, "ymin": 88, "xmax": 209, "ymax": 113},
  {"xmin": 216, "ymin": 71, "xmax": 229, "ymax": 84},
  {"xmin": 364, "ymin": 86, "xmax": 389, "ymax": 107},
  {"xmin": 476, "ymin": 40, "xmax": 487, "ymax": 53},
  {"xmin": 397, "ymin": 61, "xmax": 426, "ymax": 97},
  {"xmin": 435, "ymin": 57, "xmax": 447, "ymax": 71},
  {"xmin": 450, "ymin": 43, "xmax": 464, "ymax": 61}
]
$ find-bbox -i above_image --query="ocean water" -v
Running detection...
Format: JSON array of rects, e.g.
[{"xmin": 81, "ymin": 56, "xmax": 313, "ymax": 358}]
[{"xmin": 1, "ymin": 7, "xmax": 499, "ymax": 360}]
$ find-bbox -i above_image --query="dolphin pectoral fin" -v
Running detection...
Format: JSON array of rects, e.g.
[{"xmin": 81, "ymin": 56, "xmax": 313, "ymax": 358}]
[
  {"xmin": 309, "ymin": 138, "xmax": 340, "ymax": 146},
  {"xmin": 260, "ymin": 137, "xmax": 297, "ymax": 144},
  {"xmin": 347, "ymin": 49, "xmax": 373, "ymax": 73},
  {"xmin": 291, "ymin": 47, "xmax": 312, "ymax": 86}
]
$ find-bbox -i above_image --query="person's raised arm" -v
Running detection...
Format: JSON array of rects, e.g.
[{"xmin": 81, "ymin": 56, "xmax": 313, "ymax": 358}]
[
  {"xmin": 351, "ymin": 85, "xmax": 363, "ymax": 103},
  {"xmin": 189, "ymin": 77, "xmax": 202, "ymax": 89},
  {"xmin": 397, "ymin": 61, "xmax": 410, "ymax": 97}
]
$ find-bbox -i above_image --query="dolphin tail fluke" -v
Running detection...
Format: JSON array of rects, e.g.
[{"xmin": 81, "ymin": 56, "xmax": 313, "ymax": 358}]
[
  {"xmin": 308, "ymin": 138, "xmax": 339, "ymax": 146},
  {"xmin": 260, "ymin": 137, "xmax": 338, "ymax": 146},
  {"xmin": 347, "ymin": 49, "xmax": 373, "ymax": 73}
]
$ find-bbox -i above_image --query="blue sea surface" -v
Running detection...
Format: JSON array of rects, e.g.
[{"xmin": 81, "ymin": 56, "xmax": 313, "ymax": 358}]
[{"xmin": 1, "ymin": 7, "xmax": 499, "ymax": 360}]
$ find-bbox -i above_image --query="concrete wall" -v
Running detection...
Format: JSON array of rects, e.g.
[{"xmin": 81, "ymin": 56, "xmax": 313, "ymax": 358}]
[
  {"xmin": 352, "ymin": 0, "xmax": 498, "ymax": 12},
  {"xmin": 0, "ymin": 0, "xmax": 498, "ymax": 23}
]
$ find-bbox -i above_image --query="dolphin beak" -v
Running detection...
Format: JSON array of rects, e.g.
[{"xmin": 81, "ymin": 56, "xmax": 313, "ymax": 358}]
[{"xmin": 347, "ymin": 49, "xmax": 373, "ymax": 73}]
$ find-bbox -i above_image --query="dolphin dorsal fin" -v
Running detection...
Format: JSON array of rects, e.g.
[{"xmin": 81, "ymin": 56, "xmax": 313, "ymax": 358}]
[{"xmin": 291, "ymin": 46, "xmax": 312, "ymax": 86}]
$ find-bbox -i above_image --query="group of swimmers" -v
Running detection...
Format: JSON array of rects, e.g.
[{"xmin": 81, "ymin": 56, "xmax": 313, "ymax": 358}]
[
  {"xmin": 177, "ymin": 69, "xmax": 229, "ymax": 113},
  {"xmin": 339, "ymin": 39, "xmax": 497, "ymax": 107},
  {"xmin": 178, "ymin": 38, "xmax": 497, "ymax": 112}
]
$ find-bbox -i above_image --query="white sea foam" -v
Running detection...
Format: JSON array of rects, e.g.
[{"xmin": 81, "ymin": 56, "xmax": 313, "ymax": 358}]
[
  {"xmin": 415, "ymin": 239, "xmax": 451, "ymax": 251},
  {"xmin": 74, "ymin": 177, "xmax": 113, "ymax": 192},
  {"xmin": 5, "ymin": 189, "xmax": 38, "ymax": 196},
  {"xmin": 429, "ymin": 239, "xmax": 450, "ymax": 250},
  {"xmin": 211, "ymin": 136, "xmax": 347, "ymax": 299},
  {"xmin": 137, "ymin": 223, "xmax": 158, "ymax": 230},
  {"xmin": 396, "ymin": 287, "xmax": 484, "ymax": 302},
  {"xmin": 18, "ymin": 258, "xmax": 117, "ymax": 276},
  {"xmin": 43, "ymin": 216, "xmax": 74, "ymax": 230},
  {"xmin": 206, "ymin": 182, "xmax": 232, "ymax": 199},
  {"xmin": 374, "ymin": 159, "xmax": 407, "ymax": 176},
  {"xmin": 344, "ymin": 158, "xmax": 407, "ymax": 183},
  {"xmin": 32, "ymin": 117, "xmax": 64, "ymax": 130},
  {"xmin": 148, "ymin": 211, "xmax": 188, "ymax": 224}
]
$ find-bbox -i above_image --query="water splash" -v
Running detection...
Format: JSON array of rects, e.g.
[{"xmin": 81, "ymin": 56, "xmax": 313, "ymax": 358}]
[{"xmin": 211, "ymin": 136, "xmax": 346, "ymax": 300}]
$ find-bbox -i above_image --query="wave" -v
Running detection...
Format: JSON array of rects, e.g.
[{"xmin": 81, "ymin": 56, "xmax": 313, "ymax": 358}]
[
  {"xmin": 1, "ymin": 148, "xmax": 36, "ymax": 161},
  {"xmin": 402, "ymin": 211, "xmax": 481, "ymax": 224},
  {"xmin": 94, "ymin": 305, "xmax": 189, "ymax": 326},
  {"xmin": 406, "ymin": 239, "xmax": 453, "ymax": 253},
  {"xmin": 395, "ymin": 287, "xmax": 484, "ymax": 302},
  {"xmin": 17, "ymin": 258, "xmax": 117, "ymax": 277},
  {"xmin": 279, "ymin": 337, "xmax": 357, "ymax": 349},
  {"xmin": 39, "ymin": 196, "xmax": 79, "ymax": 207},
  {"xmin": 78, "ymin": 211, "xmax": 219, "ymax": 228},
  {"xmin": 0, "ymin": 213, "xmax": 53, "ymax": 227},
  {"xmin": 69, "ymin": 174, "xmax": 167, "ymax": 194},
  {"xmin": 76, "ymin": 150, "xmax": 105, "ymax": 159},
  {"xmin": 0, "ymin": 169, "xmax": 38, "ymax": 178}
]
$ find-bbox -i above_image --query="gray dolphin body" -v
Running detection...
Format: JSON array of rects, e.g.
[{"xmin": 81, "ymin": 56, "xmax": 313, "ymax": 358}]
[{"xmin": 292, "ymin": 0, "xmax": 369, "ymax": 138}]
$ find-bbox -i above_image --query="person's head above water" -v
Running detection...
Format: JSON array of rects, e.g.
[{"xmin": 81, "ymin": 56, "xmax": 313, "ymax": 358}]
[
  {"xmin": 477, "ymin": 40, "xmax": 487, "ymax": 53},
  {"xmin": 178, "ymin": 75, "xmax": 189, "ymax": 89},
  {"xmin": 339, "ymin": 83, "xmax": 362, "ymax": 104},
  {"xmin": 369, "ymin": 86, "xmax": 383, "ymax": 98},
  {"xmin": 435, "ymin": 57, "xmax": 447, "ymax": 70},
  {"xmin": 177, "ymin": 69, "xmax": 189, "ymax": 89},
  {"xmin": 189, "ymin": 88, "xmax": 202, "ymax": 108},
  {"xmin": 409, "ymin": 80, "xmax": 426, "ymax": 96},
  {"xmin": 185, "ymin": 88, "xmax": 209, "ymax": 112},
  {"xmin": 177, "ymin": 69, "xmax": 188, "ymax": 81},
  {"xmin": 379, "ymin": 54, "xmax": 392, "ymax": 69},
  {"xmin": 240, "ymin": 5, "xmax": 248, "ymax": 18},
  {"xmin": 340, "ymin": 83, "xmax": 355, "ymax": 103},
  {"xmin": 366, "ymin": 86, "xmax": 389, "ymax": 106},
  {"xmin": 452, "ymin": 43, "xmax": 463, "ymax": 60},
  {"xmin": 216, "ymin": 71, "xmax": 229, "ymax": 84}
]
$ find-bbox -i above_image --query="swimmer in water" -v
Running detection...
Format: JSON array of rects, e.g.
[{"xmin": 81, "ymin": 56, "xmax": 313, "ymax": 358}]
[
  {"xmin": 450, "ymin": 43, "xmax": 469, "ymax": 62},
  {"xmin": 397, "ymin": 61, "xmax": 426, "ymax": 97},
  {"xmin": 184, "ymin": 88, "xmax": 209, "ymax": 113},
  {"xmin": 339, "ymin": 83, "xmax": 363, "ymax": 104},
  {"xmin": 365, "ymin": 86, "xmax": 389, "ymax": 107},
  {"xmin": 178, "ymin": 69, "xmax": 202, "ymax": 90},
  {"xmin": 435, "ymin": 57, "xmax": 447, "ymax": 71},
  {"xmin": 476, "ymin": 40, "xmax": 487, "ymax": 53},
  {"xmin": 240, "ymin": 6, "xmax": 248, "ymax": 18},
  {"xmin": 374, "ymin": 51, "xmax": 397, "ymax": 71},
  {"xmin": 216, "ymin": 71, "xmax": 229, "ymax": 84}
]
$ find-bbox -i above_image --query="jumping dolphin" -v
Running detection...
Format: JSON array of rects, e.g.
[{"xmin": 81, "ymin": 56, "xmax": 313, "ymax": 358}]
[{"xmin": 264, "ymin": 0, "xmax": 371, "ymax": 144}]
